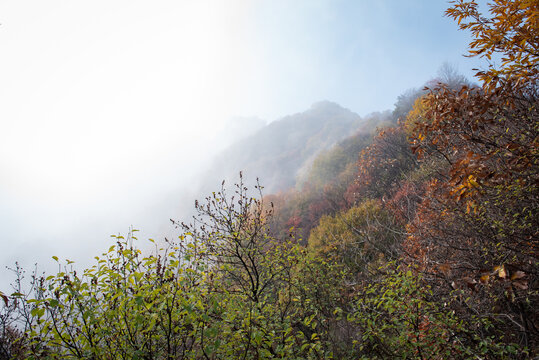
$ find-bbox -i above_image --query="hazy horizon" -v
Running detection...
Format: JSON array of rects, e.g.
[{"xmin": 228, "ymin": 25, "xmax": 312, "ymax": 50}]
[{"xmin": 0, "ymin": 0, "xmax": 488, "ymax": 290}]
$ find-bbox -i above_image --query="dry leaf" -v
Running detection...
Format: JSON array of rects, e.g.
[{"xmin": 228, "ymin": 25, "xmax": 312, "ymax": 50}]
[{"xmin": 510, "ymin": 270, "xmax": 525, "ymax": 280}]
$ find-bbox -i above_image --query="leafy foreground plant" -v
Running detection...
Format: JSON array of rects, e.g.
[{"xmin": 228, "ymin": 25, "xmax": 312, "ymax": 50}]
[
  {"xmin": 4, "ymin": 178, "xmax": 334, "ymax": 359},
  {"xmin": 346, "ymin": 265, "xmax": 523, "ymax": 359}
]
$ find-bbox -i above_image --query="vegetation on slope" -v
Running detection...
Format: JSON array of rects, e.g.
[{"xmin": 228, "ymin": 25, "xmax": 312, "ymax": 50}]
[
  {"xmin": 1, "ymin": 0, "xmax": 537, "ymax": 358},
  {"xmin": 205, "ymin": 101, "xmax": 364, "ymax": 194}
]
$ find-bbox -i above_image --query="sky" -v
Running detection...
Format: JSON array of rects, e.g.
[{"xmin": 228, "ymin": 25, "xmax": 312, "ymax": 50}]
[{"xmin": 0, "ymin": 0, "xmax": 487, "ymax": 290}]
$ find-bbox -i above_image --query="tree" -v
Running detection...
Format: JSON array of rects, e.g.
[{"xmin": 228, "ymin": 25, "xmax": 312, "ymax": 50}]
[
  {"xmin": 6, "ymin": 178, "xmax": 338, "ymax": 359},
  {"xmin": 308, "ymin": 200, "xmax": 401, "ymax": 276},
  {"xmin": 345, "ymin": 124, "xmax": 418, "ymax": 203},
  {"xmin": 446, "ymin": 0, "xmax": 539, "ymax": 90},
  {"xmin": 176, "ymin": 175, "xmax": 279, "ymax": 304},
  {"xmin": 349, "ymin": 264, "xmax": 519, "ymax": 359},
  {"xmin": 402, "ymin": 1, "xmax": 539, "ymax": 352}
]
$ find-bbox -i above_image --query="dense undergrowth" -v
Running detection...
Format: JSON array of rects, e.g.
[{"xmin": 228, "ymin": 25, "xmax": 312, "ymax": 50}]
[{"xmin": 1, "ymin": 0, "xmax": 537, "ymax": 358}]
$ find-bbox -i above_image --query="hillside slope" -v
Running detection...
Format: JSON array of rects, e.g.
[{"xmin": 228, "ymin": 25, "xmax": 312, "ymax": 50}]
[{"xmin": 202, "ymin": 101, "xmax": 364, "ymax": 193}]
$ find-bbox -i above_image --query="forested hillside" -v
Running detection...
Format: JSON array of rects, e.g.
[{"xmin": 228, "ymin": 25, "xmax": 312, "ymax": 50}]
[
  {"xmin": 203, "ymin": 101, "xmax": 364, "ymax": 194},
  {"xmin": 1, "ymin": 0, "xmax": 537, "ymax": 358}
]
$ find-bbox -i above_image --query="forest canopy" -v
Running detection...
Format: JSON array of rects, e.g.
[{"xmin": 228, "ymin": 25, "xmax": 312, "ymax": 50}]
[{"xmin": 1, "ymin": 0, "xmax": 537, "ymax": 358}]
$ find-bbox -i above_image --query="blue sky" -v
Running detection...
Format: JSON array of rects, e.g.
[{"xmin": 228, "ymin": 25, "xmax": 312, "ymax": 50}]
[
  {"xmin": 0, "ymin": 0, "xmax": 489, "ymax": 289},
  {"xmin": 243, "ymin": 0, "xmax": 484, "ymax": 119}
]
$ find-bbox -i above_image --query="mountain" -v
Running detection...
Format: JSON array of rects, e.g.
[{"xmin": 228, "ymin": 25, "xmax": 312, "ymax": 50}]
[{"xmin": 202, "ymin": 101, "xmax": 364, "ymax": 194}]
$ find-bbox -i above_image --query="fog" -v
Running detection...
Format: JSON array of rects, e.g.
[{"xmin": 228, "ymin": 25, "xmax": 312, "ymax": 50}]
[{"xmin": 0, "ymin": 1, "xmax": 485, "ymax": 291}]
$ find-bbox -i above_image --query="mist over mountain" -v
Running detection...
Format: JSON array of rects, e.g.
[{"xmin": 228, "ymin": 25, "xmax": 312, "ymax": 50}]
[
  {"xmin": 3, "ymin": 1, "xmax": 536, "ymax": 357},
  {"xmin": 217, "ymin": 116, "xmax": 267, "ymax": 148},
  {"xmin": 200, "ymin": 101, "xmax": 364, "ymax": 195}
]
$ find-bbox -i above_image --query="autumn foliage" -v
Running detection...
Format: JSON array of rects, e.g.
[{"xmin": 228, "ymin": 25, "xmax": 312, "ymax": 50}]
[
  {"xmin": 446, "ymin": 0, "xmax": 539, "ymax": 90},
  {"xmin": 1, "ymin": 1, "xmax": 538, "ymax": 358}
]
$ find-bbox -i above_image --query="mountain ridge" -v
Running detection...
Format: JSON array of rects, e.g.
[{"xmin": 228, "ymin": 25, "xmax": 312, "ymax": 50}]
[{"xmin": 203, "ymin": 101, "xmax": 364, "ymax": 194}]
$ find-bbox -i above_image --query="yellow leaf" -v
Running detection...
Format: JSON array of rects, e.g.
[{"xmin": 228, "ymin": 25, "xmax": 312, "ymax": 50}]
[
  {"xmin": 498, "ymin": 265, "xmax": 506, "ymax": 279},
  {"xmin": 468, "ymin": 175, "xmax": 480, "ymax": 188},
  {"xmin": 0, "ymin": 291, "xmax": 8, "ymax": 306}
]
